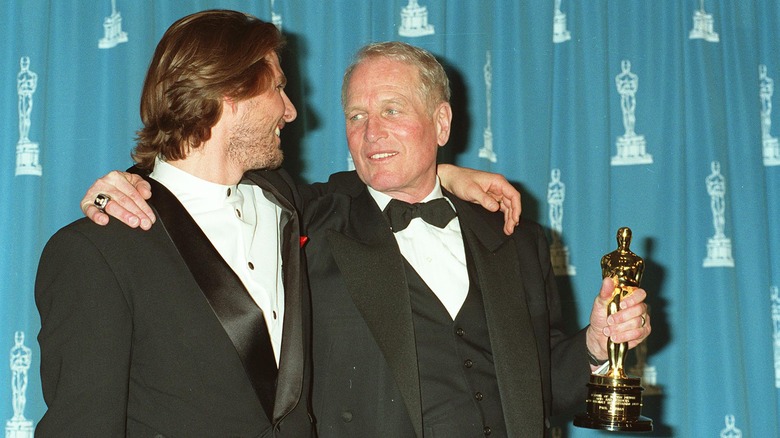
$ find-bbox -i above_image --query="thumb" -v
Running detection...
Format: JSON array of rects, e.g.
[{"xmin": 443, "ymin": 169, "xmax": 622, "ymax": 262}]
[{"xmin": 599, "ymin": 276, "xmax": 616, "ymax": 300}]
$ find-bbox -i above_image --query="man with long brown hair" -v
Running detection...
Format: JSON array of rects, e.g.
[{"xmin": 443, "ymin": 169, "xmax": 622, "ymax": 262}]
[{"xmin": 36, "ymin": 11, "xmax": 313, "ymax": 436}]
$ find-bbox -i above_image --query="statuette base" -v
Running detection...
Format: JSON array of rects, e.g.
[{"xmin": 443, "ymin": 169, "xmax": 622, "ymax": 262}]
[{"xmin": 574, "ymin": 374, "xmax": 652, "ymax": 432}]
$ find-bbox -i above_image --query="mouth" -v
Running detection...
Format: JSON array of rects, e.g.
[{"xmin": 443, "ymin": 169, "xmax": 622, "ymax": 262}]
[{"xmin": 369, "ymin": 152, "xmax": 398, "ymax": 160}]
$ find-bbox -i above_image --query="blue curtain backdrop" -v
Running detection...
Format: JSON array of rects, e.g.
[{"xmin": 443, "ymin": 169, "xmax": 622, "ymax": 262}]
[{"xmin": 2, "ymin": 1, "xmax": 779, "ymax": 436}]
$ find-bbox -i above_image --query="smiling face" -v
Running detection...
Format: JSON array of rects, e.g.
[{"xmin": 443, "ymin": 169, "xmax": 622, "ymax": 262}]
[
  {"xmin": 344, "ymin": 56, "xmax": 452, "ymax": 203},
  {"xmin": 228, "ymin": 52, "xmax": 297, "ymax": 172}
]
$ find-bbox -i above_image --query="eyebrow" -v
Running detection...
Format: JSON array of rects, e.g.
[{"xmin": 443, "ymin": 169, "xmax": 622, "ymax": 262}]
[{"xmin": 381, "ymin": 97, "xmax": 406, "ymax": 106}]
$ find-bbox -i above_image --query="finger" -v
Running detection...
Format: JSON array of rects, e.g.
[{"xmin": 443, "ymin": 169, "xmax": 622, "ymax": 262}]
[
  {"xmin": 609, "ymin": 301, "xmax": 647, "ymax": 326},
  {"xmin": 83, "ymin": 188, "xmax": 144, "ymax": 228},
  {"xmin": 493, "ymin": 195, "xmax": 518, "ymax": 235},
  {"xmin": 114, "ymin": 186, "xmax": 155, "ymax": 230},
  {"xmin": 611, "ymin": 315, "xmax": 651, "ymax": 345},
  {"xmin": 493, "ymin": 189, "xmax": 520, "ymax": 222},
  {"xmin": 639, "ymin": 313, "xmax": 650, "ymax": 330},
  {"xmin": 506, "ymin": 190, "xmax": 521, "ymax": 225},
  {"xmin": 83, "ymin": 171, "xmax": 156, "ymax": 229},
  {"xmin": 589, "ymin": 294, "xmax": 610, "ymax": 333},
  {"xmin": 82, "ymin": 172, "xmax": 130, "ymax": 211},
  {"xmin": 612, "ymin": 307, "xmax": 646, "ymax": 327},
  {"xmin": 477, "ymin": 192, "xmax": 500, "ymax": 212},
  {"xmin": 84, "ymin": 204, "xmax": 109, "ymax": 226},
  {"xmin": 103, "ymin": 197, "xmax": 143, "ymax": 228},
  {"xmin": 126, "ymin": 174, "xmax": 155, "ymax": 219},
  {"xmin": 135, "ymin": 178, "xmax": 153, "ymax": 199},
  {"xmin": 629, "ymin": 316, "xmax": 651, "ymax": 348},
  {"xmin": 502, "ymin": 203, "xmax": 514, "ymax": 235},
  {"xmin": 496, "ymin": 195, "xmax": 511, "ymax": 216},
  {"xmin": 620, "ymin": 288, "xmax": 647, "ymax": 309},
  {"xmin": 84, "ymin": 193, "xmax": 142, "ymax": 228},
  {"xmin": 608, "ymin": 326, "xmax": 643, "ymax": 344},
  {"xmin": 81, "ymin": 199, "xmax": 94, "ymax": 216}
]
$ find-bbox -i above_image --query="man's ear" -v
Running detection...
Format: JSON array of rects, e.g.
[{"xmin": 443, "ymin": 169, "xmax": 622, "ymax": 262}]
[
  {"xmin": 435, "ymin": 102, "xmax": 453, "ymax": 147},
  {"xmin": 223, "ymin": 96, "xmax": 238, "ymax": 115}
]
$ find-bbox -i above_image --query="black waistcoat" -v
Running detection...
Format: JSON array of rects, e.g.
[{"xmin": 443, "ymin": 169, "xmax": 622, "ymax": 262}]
[{"xmin": 405, "ymin": 244, "xmax": 507, "ymax": 438}]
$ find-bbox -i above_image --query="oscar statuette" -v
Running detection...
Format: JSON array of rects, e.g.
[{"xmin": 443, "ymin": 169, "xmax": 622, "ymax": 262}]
[{"xmin": 574, "ymin": 227, "xmax": 653, "ymax": 432}]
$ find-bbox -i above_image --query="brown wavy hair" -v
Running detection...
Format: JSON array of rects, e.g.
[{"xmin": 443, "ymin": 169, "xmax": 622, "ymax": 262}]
[{"xmin": 132, "ymin": 10, "xmax": 284, "ymax": 169}]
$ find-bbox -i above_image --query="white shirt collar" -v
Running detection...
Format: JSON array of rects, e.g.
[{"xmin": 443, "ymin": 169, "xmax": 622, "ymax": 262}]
[
  {"xmin": 150, "ymin": 157, "xmax": 241, "ymax": 212},
  {"xmin": 149, "ymin": 157, "xmax": 285, "ymax": 365},
  {"xmin": 367, "ymin": 176, "xmax": 445, "ymax": 211},
  {"xmin": 367, "ymin": 176, "xmax": 467, "ymax": 320}
]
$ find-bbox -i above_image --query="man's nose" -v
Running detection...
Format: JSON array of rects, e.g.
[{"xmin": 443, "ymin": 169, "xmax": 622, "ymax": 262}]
[
  {"xmin": 364, "ymin": 117, "xmax": 386, "ymax": 142},
  {"xmin": 282, "ymin": 91, "xmax": 297, "ymax": 122}
]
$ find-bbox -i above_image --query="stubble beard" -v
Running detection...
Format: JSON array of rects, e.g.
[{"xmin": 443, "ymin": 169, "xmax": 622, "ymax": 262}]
[{"xmin": 228, "ymin": 118, "xmax": 284, "ymax": 172}]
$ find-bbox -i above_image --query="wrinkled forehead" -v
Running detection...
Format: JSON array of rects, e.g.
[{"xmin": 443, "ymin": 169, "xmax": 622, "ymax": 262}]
[{"xmin": 346, "ymin": 58, "xmax": 422, "ymax": 99}]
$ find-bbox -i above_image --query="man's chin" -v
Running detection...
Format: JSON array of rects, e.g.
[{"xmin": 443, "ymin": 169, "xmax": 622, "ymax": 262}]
[
  {"xmin": 360, "ymin": 176, "xmax": 399, "ymax": 194},
  {"xmin": 265, "ymin": 157, "xmax": 284, "ymax": 170},
  {"xmin": 249, "ymin": 152, "xmax": 284, "ymax": 171}
]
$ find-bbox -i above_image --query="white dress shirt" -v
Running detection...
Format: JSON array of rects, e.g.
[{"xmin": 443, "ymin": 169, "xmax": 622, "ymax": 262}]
[
  {"xmin": 368, "ymin": 178, "xmax": 469, "ymax": 319},
  {"xmin": 150, "ymin": 158, "xmax": 284, "ymax": 365}
]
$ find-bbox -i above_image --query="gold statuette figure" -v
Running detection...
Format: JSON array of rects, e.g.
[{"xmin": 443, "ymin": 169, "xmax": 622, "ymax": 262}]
[
  {"xmin": 574, "ymin": 227, "xmax": 652, "ymax": 432},
  {"xmin": 602, "ymin": 227, "xmax": 644, "ymax": 379}
]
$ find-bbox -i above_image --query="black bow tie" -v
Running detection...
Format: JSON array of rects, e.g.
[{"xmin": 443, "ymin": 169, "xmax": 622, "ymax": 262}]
[{"xmin": 383, "ymin": 198, "xmax": 457, "ymax": 232}]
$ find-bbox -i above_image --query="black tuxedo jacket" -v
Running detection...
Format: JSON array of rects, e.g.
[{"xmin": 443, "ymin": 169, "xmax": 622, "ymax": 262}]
[
  {"xmin": 35, "ymin": 169, "xmax": 313, "ymax": 437},
  {"xmin": 303, "ymin": 171, "xmax": 590, "ymax": 438}
]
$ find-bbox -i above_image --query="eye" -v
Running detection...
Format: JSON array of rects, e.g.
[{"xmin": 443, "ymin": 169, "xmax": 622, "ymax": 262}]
[
  {"xmin": 385, "ymin": 108, "xmax": 399, "ymax": 116},
  {"xmin": 348, "ymin": 113, "xmax": 365, "ymax": 122}
]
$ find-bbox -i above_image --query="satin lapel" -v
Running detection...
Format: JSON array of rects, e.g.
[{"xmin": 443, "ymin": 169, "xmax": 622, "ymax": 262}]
[
  {"xmin": 326, "ymin": 189, "xmax": 424, "ymax": 438},
  {"xmin": 145, "ymin": 177, "xmax": 278, "ymax": 420},
  {"xmin": 448, "ymin": 194, "xmax": 545, "ymax": 437},
  {"xmin": 242, "ymin": 170, "xmax": 304, "ymax": 423}
]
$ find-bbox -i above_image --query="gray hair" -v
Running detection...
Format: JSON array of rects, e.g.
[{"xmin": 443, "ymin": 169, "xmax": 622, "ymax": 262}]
[{"xmin": 341, "ymin": 41, "xmax": 451, "ymax": 114}]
